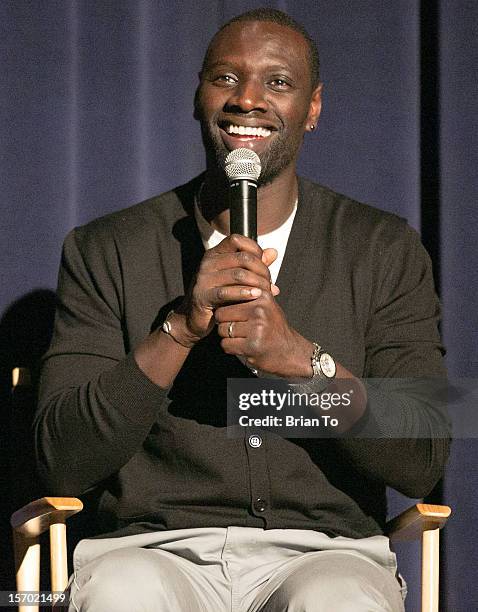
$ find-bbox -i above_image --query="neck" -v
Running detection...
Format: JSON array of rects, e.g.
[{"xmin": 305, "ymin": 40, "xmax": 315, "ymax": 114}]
[{"xmin": 200, "ymin": 166, "xmax": 299, "ymax": 236}]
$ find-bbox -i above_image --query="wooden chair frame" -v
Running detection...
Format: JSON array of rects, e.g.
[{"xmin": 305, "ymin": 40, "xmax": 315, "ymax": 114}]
[
  {"xmin": 11, "ymin": 498, "xmax": 451, "ymax": 612},
  {"xmin": 385, "ymin": 503, "xmax": 451, "ymax": 611},
  {"xmin": 11, "ymin": 497, "xmax": 83, "ymax": 612},
  {"xmin": 9, "ymin": 367, "xmax": 451, "ymax": 612}
]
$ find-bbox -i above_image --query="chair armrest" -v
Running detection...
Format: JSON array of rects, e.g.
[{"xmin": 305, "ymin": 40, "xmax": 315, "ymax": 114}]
[
  {"xmin": 385, "ymin": 503, "xmax": 451, "ymax": 543},
  {"xmin": 9, "ymin": 368, "xmax": 84, "ymax": 600},
  {"xmin": 11, "ymin": 498, "xmax": 83, "ymax": 600},
  {"xmin": 11, "ymin": 497, "xmax": 83, "ymax": 536},
  {"xmin": 12, "ymin": 367, "xmax": 32, "ymax": 389}
]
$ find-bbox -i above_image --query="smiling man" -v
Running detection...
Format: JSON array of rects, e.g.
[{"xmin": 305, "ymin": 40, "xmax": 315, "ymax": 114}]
[
  {"xmin": 198, "ymin": 17, "xmax": 321, "ymax": 188},
  {"xmin": 35, "ymin": 8, "xmax": 449, "ymax": 612}
]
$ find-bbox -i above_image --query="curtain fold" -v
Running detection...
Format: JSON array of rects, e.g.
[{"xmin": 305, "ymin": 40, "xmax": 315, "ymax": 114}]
[{"xmin": 2, "ymin": 1, "xmax": 476, "ymax": 607}]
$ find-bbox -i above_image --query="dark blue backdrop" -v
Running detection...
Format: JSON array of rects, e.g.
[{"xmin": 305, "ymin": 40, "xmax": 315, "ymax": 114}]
[{"xmin": 2, "ymin": 2, "xmax": 477, "ymax": 609}]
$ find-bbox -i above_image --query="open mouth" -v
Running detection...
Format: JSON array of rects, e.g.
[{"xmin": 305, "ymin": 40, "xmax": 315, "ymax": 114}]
[
  {"xmin": 224, "ymin": 124, "xmax": 272, "ymax": 138},
  {"xmin": 219, "ymin": 121, "xmax": 276, "ymax": 140},
  {"xmin": 218, "ymin": 121, "xmax": 277, "ymax": 152}
]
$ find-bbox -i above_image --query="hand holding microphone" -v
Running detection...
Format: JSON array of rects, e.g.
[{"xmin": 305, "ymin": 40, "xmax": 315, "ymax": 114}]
[
  {"xmin": 215, "ymin": 149, "xmax": 313, "ymax": 377},
  {"xmin": 177, "ymin": 148, "xmax": 278, "ymax": 340},
  {"xmin": 224, "ymin": 147, "xmax": 280, "ymax": 298},
  {"xmin": 174, "ymin": 148, "xmax": 308, "ymax": 376}
]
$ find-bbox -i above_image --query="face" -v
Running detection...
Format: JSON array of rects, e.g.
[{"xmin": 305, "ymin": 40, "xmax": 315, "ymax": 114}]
[{"xmin": 195, "ymin": 21, "xmax": 322, "ymax": 185}]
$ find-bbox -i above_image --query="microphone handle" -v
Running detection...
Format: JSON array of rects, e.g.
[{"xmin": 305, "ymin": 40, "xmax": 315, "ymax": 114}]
[
  {"xmin": 228, "ymin": 178, "xmax": 260, "ymax": 375},
  {"xmin": 229, "ymin": 179, "xmax": 257, "ymax": 241}
]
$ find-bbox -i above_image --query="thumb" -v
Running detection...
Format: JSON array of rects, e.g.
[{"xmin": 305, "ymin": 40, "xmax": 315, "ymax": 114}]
[
  {"xmin": 262, "ymin": 248, "xmax": 278, "ymax": 267},
  {"xmin": 262, "ymin": 248, "xmax": 280, "ymax": 296}
]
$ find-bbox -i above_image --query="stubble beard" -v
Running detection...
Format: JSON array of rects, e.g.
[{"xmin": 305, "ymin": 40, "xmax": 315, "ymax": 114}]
[{"xmin": 200, "ymin": 120, "xmax": 300, "ymax": 187}]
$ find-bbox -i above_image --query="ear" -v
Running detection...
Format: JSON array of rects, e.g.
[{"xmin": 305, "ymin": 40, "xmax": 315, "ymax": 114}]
[
  {"xmin": 193, "ymin": 88, "xmax": 200, "ymax": 120},
  {"xmin": 193, "ymin": 72, "xmax": 202, "ymax": 121},
  {"xmin": 305, "ymin": 83, "xmax": 323, "ymax": 132}
]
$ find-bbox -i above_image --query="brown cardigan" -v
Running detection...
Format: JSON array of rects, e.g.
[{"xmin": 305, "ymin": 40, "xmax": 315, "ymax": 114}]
[{"xmin": 35, "ymin": 175, "xmax": 450, "ymax": 539}]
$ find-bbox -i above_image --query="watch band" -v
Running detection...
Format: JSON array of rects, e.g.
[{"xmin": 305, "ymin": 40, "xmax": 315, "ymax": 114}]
[
  {"xmin": 311, "ymin": 343, "xmax": 323, "ymax": 378},
  {"xmin": 310, "ymin": 342, "xmax": 336, "ymax": 380}
]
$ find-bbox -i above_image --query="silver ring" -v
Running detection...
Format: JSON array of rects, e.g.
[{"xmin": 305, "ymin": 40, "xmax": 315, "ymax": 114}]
[{"xmin": 228, "ymin": 321, "xmax": 235, "ymax": 338}]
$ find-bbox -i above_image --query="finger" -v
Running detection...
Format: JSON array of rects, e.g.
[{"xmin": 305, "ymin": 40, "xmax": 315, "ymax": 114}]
[
  {"xmin": 262, "ymin": 248, "xmax": 278, "ymax": 267},
  {"xmin": 219, "ymin": 338, "xmax": 261, "ymax": 366},
  {"xmin": 204, "ymin": 250, "xmax": 272, "ymax": 281},
  {"xmin": 220, "ymin": 337, "xmax": 247, "ymax": 356},
  {"xmin": 213, "ymin": 234, "xmax": 263, "ymax": 258},
  {"xmin": 211, "ymin": 268, "xmax": 273, "ymax": 293},
  {"xmin": 217, "ymin": 321, "xmax": 248, "ymax": 339},
  {"xmin": 214, "ymin": 304, "xmax": 248, "ymax": 323},
  {"xmin": 261, "ymin": 249, "xmax": 280, "ymax": 295},
  {"xmin": 206, "ymin": 285, "xmax": 263, "ymax": 307},
  {"xmin": 215, "ymin": 295, "xmax": 270, "ymax": 323}
]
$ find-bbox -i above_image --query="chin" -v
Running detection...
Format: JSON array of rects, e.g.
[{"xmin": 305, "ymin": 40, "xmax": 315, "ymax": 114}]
[{"xmin": 202, "ymin": 123, "xmax": 296, "ymax": 185}]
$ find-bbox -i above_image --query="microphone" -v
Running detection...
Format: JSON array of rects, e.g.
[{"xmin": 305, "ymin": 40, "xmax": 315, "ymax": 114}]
[{"xmin": 224, "ymin": 148, "xmax": 261, "ymax": 241}]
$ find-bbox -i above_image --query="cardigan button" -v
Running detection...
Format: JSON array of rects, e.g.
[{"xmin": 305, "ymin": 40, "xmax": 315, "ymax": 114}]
[
  {"xmin": 248, "ymin": 434, "xmax": 262, "ymax": 448},
  {"xmin": 253, "ymin": 498, "xmax": 267, "ymax": 513}
]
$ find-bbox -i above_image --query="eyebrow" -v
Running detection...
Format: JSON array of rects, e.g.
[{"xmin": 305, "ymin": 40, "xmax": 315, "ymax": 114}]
[{"xmin": 204, "ymin": 60, "xmax": 295, "ymax": 74}]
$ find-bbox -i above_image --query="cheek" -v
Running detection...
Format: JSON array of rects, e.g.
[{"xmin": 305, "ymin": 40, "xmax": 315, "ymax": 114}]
[
  {"xmin": 279, "ymin": 102, "xmax": 311, "ymax": 130},
  {"xmin": 195, "ymin": 89, "xmax": 212, "ymax": 120},
  {"xmin": 196, "ymin": 87, "xmax": 226, "ymax": 121}
]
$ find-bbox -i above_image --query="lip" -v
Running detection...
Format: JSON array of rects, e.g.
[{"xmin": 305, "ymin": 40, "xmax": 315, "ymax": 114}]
[
  {"xmin": 218, "ymin": 120, "xmax": 277, "ymax": 152},
  {"xmin": 218, "ymin": 119, "xmax": 278, "ymax": 132},
  {"xmin": 219, "ymin": 126, "xmax": 274, "ymax": 153}
]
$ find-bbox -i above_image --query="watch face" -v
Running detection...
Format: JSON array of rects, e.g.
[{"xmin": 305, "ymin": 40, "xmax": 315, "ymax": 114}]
[{"xmin": 319, "ymin": 352, "xmax": 336, "ymax": 378}]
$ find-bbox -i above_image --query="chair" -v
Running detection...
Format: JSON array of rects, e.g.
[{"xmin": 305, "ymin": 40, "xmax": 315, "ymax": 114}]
[
  {"xmin": 385, "ymin": 503, "xmax": 451, "ymax": 611},
  {"xmin": 11, "ymin": 497, "xmax": 82, "ymax": 611},
  {"xmin": 9, "ymin": 367, "xmax": 452, "ymax": 612}
]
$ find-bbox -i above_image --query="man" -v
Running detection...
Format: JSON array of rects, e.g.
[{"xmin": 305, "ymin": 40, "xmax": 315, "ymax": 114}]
[{"xmin": 35, "ymin": 8, "xmax": 449, "ymax": 611}]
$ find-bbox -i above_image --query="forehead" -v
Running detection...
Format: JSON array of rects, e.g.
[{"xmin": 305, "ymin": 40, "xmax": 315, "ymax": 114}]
[{"xmin": 204, "ymin": 20, "xmax": 310, "ymax": 77}]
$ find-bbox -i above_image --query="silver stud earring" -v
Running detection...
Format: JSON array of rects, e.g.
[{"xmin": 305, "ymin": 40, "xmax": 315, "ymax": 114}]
[{"xmin": 310, "ymin": 124, "xmax": 315, "ymax": 131}]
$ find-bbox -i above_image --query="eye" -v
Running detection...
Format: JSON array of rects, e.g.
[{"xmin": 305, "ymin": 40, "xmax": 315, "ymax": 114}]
[
  {"xmin": 269, "ymin": 78, "xmax": 292, "ymax": 91},
  {"xmin": 214, "ymin": 74, "xmax": 238, "ymax": 86}
]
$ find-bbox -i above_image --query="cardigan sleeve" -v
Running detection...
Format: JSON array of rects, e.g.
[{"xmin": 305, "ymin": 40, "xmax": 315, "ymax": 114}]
[
  {"xmin": 335, "ymin": 222, "xmax": 451, "ymax": 498},
  {"xmin": 34, "ymin": 226, "xmax": 168, "ymax": 495}
]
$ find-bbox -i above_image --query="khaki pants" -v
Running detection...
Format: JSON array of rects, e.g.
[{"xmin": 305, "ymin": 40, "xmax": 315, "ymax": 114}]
[{"xmin": 68, "ymin": 527, "xmax": 406, "ymax": 611}]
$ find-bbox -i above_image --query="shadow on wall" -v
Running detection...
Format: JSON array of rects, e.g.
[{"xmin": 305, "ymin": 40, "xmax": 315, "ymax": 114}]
[{"xmin": 0, "ymin": 289, "xmax": 57, "ymax": 589}]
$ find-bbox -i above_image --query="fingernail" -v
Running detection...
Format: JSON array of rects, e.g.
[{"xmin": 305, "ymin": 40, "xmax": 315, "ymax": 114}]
[{"xmin": 250, "ymin": 288, "xmax": 262, "ymax": 297}]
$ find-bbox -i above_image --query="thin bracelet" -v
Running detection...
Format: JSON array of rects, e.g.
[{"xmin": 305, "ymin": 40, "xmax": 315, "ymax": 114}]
[{"xmin": 161, "ymin": 310, "xmax": 196, "ymax": 348}]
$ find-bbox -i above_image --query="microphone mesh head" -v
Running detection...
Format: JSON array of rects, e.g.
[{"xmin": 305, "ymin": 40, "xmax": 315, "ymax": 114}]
[{"xmin": 224, "ymin": 148, "xmax": 261, "ymax": 182}]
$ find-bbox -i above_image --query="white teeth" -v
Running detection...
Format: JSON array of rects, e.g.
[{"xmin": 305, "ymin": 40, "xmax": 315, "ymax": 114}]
[{"xmin": 225, "ymin": 124, "xmax": 272, "ymax": 137}]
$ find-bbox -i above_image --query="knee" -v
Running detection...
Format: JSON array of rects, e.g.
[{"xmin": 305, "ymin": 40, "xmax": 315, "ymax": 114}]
[
  {"xmin": 70, "ymin": 547, "xmax": 177, "ymax": 612},
  {"xmin": 265, "ymin": 554, "xmax": 404, "ymax": 612},
  {"xmin": 281, "ymin": 572, "xmax": 364, "ymax": 610}
]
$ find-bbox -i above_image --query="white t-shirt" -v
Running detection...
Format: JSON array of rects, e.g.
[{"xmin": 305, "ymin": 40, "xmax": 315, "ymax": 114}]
[{"xmin": 194, "ymin": 200, "xmax": 298, "ymax": 284}]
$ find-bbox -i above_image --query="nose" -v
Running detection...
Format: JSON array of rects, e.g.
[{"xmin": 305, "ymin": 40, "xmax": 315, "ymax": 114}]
[{"xmin": 225, "ymin": 78, "xmax": 268, "ymax": 113}]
